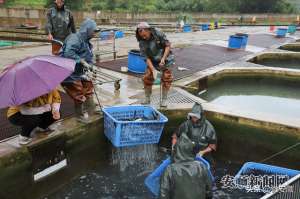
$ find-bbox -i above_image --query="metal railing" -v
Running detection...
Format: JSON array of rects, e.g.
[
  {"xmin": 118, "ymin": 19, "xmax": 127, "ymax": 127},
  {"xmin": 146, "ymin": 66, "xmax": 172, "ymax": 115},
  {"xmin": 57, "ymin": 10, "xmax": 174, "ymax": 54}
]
[{"xmin": 261, "ymin": 174, "xmax": 300, "ymax": 199}]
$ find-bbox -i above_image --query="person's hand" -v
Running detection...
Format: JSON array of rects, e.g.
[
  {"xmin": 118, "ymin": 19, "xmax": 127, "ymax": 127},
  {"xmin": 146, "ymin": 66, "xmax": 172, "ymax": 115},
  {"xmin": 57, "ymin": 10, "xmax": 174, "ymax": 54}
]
[
  {"xmin": 48, "ymin": 33, "xmax": 53, "ymax": 41},
  {"xmin": 159, "ymin": 58, "xmax": 166, "ymax": 67},
  {"xmin": 198, "ymin": 150, "xmax": 205, "ymax": 156},
  {"xmin": 52, "ymin": 111, "xmax": 60, "ymax": 120}
]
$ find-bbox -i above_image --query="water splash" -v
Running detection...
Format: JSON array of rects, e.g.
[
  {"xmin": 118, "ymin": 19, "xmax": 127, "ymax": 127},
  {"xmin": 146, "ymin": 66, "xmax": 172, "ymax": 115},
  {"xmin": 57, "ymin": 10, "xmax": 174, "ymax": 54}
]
[{"xmin": 111, "ymin": 144, "xmax": 158, "ymax": 172}]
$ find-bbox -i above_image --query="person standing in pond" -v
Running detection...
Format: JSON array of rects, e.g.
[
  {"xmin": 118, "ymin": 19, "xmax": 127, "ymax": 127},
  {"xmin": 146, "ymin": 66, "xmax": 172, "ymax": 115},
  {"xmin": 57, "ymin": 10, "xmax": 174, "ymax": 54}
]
[
  {"xmin": 46, "ymin": 0, "xmax": 76, "ymax": 55},
  {"xmin": 173, "ymin": 103, "xmax": 217, "ymax": 163},
  {"xmin": 60, "ymin": 18, "xmax": 100, "ymax": 123},
  {"xmin": 7, "ymin": 89, "xmax": 61, "ymax": 145},
  {"xmin": 136, "ymin": 22, "xmax": 174, "ymax": 107},
  {"xmin": 160, "ymin": 134, "xmax": 213, "ymax": 199}
]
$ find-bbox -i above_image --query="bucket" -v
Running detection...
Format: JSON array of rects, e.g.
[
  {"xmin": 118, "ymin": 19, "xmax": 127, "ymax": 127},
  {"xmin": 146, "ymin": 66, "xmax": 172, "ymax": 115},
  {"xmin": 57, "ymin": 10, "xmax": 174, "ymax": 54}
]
[
  {"xmin": 228, "ymin": 35, "xmax": 244, "ymax": 49},
  {"xmin": 201, "ymin": 24, "xmax": 209, "ymax": 31},
  {"xmin": 235, "ymin": 33, "xmax": 248, "ymax": 49},
  {"xmin": 100, "ymin": 31, "xmax": 113, "ymax": 40},
  {"xmin": 183, "ymin": 25, "xmax": 192, "ymax": 32},
  {"xmin": 115, "ymin": 30, "xmax": 124, "ymax": 39},
  {"xmin": 128, "ymin": 50, "xmax": 147, "ymax": 73},
  {"xmin": 276, "ymin": 28, "xmax": 288, "ymax": 38}
]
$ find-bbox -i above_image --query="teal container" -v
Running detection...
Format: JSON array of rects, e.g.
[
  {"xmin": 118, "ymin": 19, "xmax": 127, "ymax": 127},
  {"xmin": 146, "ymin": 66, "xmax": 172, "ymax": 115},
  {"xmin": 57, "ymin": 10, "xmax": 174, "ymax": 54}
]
[{"xmin": 288, "ymin": 25, "xmax": 296, "ymax": 34}]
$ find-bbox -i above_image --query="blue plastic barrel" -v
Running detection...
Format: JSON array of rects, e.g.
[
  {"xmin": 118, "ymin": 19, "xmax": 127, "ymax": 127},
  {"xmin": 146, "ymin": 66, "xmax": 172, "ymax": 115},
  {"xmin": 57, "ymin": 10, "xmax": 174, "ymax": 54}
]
[
  {"xmin": 276, "ymin": 28, "xmax": 288, "ymax": 38},
  {"xmin": 128, "ymin": 50, "xmax": 147, "ymax": 73},
  {"xmin": 100, "ymin": 31, "xmax": 112, "ymax": 40},
  {"xmin": 115, "ymin": 30, "xmax": 124, "ymax": 39},
  {"xmin": 228, "ymin": 35, "xmax": 244, "ymax": 49},
  {"xmin": 183, "ymin": 25, "xmax": 192, "ymax": 32},
  {"xmin": 235, "ymin": 33, "xmax": 248, "ymax": 48},
  {"xmin": 201, "ymin": 24, "xmax": 209, "ymax": 31}
]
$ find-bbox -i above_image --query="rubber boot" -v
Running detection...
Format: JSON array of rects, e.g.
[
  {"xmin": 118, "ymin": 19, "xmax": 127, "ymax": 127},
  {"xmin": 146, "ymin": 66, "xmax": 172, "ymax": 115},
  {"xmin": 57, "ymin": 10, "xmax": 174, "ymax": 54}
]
[
  {"xmin": 142, "ymin": 88, "xmax": 152, "ymax": 105},
  {"xmin": 74, "ymin": 103, "xmax": 89, "ymax": 123},
  {"xmin": 160, "ymin": 89, "xmax": 168, "ymax": 108},
  {"xmin": 84, "ymin": 97, "xmax": 97, "ymax": 115}
]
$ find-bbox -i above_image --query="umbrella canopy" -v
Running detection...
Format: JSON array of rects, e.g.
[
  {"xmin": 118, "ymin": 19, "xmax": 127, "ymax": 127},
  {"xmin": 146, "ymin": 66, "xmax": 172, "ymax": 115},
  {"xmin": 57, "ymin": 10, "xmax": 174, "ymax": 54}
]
[{"xmin": 0, "ymin": 55, "xmax": 75, "ymax": 108}]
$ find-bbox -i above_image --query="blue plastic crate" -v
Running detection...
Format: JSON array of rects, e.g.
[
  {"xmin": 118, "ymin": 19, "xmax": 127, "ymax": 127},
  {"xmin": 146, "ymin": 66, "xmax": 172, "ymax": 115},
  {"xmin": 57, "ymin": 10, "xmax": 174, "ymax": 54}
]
[
  {"xmin": 234, "ymin": 162, "xmax": 300, "ymax": 193},
  {"xmin": 145, "ymin": 155, "xmax": 214, "ymax": 196},
  {"xmin": 103, "ymin": 105, "xmax": 168, "ymax": 147}
]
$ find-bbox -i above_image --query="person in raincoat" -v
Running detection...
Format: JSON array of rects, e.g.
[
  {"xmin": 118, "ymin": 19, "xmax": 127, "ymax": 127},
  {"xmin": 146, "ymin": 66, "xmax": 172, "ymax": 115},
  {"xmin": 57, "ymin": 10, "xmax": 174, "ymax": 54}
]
[
  {"xmin": 7, "ymin": 89, "xmax": 61, "ymax": 145},
  {"xmin": 160, "ymin": 133, "xmax": 213, "ymax": 199},
  {"xmin": 46, "ymin": 0, "xmax": 76, "ymax": 55},
  {"xmin": 136, "ymin": 22, "xmax": 174, "ymax": 107},
  {"xmin": 60, "ymin": 18, "xmax": 100, "ymax": 123},
  {"xmin": 173, "ymin": 103, "xmax": 217, "ymax": 163}
]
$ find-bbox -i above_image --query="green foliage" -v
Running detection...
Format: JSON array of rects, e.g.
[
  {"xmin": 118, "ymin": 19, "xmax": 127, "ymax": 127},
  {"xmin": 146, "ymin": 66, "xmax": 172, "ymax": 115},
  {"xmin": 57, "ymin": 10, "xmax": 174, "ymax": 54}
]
[{"xmin": 1, "ymin": 0, "xmax": 298, "ymax": 13}]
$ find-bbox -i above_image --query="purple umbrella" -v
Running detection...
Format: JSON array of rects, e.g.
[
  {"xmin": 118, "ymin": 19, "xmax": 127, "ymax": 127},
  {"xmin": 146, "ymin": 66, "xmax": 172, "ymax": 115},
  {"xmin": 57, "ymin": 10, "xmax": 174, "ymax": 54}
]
[{"xmin": 0, "ymin": 55, "xmax": 75, "ymax": 108}]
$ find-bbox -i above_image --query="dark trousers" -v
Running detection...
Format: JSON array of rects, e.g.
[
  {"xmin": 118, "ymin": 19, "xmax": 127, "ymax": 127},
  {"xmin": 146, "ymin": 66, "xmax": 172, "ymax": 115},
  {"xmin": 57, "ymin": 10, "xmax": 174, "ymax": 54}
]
[
  {"xmin": 8, "ymin": 111, "xmax": 56, "ymax": 137},
  {"xmin": 62, "ymin": 80, "xmax": 94, "ymax": 104}
]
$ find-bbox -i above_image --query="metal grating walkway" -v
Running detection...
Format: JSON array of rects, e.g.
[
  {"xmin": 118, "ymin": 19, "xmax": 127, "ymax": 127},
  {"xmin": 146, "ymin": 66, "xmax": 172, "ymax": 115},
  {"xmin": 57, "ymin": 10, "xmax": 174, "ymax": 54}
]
[{"xmin": 135, "ymin": 89, "xmax": 196, "ymax": 106}]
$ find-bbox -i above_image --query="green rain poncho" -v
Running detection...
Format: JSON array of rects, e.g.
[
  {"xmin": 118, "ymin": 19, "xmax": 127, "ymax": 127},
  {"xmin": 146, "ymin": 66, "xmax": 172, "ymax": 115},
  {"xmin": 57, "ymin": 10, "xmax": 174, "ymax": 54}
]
[
  {"xmin": 176, "ymin": 103, "xmax": 217, "ymax": 152},
  {"xmin": 159, "ymin": 134, "xmax": 213, "ymax": 199}
]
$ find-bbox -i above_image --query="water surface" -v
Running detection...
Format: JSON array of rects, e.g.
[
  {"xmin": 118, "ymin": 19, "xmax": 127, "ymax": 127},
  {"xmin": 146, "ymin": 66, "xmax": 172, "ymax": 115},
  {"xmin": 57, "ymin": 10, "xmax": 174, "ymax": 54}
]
[{"xmin": 199, "ymin": 76, "xmax": 300, "ymax": 119}]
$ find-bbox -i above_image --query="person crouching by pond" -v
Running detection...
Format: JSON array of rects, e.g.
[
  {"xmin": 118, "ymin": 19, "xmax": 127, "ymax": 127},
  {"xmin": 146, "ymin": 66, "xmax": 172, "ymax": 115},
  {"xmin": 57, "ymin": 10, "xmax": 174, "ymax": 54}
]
[
  {"xmin": 160, "ymin": 134, "xmax": 213, "ymax": 199},
  {"xmin": 172, "ymin": 102, "xmax": 217, "ymax": 164},
  {"xmin": 7, "ymin": 89, "xmax": 61, "ymax": 145},
  {"xmin": 136, "ymin": 22, "xmax": 174, "ymax": 107},
  {"xmin": 60, "ymin": 18, "xmax": 100, "ymax": 123}
]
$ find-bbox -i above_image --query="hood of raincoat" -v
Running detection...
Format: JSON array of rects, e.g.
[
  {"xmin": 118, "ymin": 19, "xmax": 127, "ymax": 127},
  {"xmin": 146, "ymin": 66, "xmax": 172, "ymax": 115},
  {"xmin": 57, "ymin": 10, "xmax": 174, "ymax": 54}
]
[
  {"xmin": 171, "ymin": 134, "xmax": 195, "ymax": 163},
  {"xmin": 79, "ymin": 18, "xmax": 98, "ymax": 41},
  {"xmin": 188, "ymin": 102, "xmax": 206, "ymax": 127}
]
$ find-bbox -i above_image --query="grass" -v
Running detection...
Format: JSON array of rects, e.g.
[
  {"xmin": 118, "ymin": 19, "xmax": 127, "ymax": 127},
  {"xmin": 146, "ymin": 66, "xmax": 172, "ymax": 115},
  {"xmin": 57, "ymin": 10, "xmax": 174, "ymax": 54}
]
[{"xmin": 4, "ymin": 0, "xmax": 47, "ymax": 8}]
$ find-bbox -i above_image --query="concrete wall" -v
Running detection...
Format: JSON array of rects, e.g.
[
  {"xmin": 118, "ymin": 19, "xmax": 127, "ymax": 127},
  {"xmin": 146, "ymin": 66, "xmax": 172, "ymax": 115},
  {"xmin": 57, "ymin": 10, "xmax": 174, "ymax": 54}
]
[{"xmin": 0, "ymin": 8, "xmax": 299, "ymax": 28}]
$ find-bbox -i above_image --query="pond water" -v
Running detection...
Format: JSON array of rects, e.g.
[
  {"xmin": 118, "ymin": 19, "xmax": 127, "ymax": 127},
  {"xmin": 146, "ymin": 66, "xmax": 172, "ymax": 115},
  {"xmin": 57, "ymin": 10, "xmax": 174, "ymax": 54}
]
[
  {"xmin": 252, "ymin": 58, "xmax": 300, "ymax": 69},
  {"xmin": 41, "ymin": 144, "xmax": 262, "ymax": 199},
  {"xmin": 198, "ymin": 75, "xmax": 300, "ymax": 120}
]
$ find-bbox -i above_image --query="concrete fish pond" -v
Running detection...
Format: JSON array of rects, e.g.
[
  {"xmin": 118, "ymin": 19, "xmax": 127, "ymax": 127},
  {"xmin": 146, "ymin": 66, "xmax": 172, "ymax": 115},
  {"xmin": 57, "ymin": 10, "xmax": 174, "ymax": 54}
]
[
  {"xmin": 184, "ymin": 68, "xmax": 300, "ymax": 125},
  {"xmin": 249, "ymin": 52, "xmax": 300, "ymax": 69},
  {"xmin": 279, "ymin": 43, "xmax": 300, "ymax": 52},
  {"xmin": 0, "ymin": 106, "xmax": 299, "ymax": 199}
]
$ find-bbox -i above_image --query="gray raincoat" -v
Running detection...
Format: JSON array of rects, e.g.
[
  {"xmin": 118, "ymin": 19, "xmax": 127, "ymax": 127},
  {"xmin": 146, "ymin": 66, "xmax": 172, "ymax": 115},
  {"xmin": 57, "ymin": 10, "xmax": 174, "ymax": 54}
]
[
  {"xmin": 45, "ymin": 4, "xmax": 76, "ymax": 42},
  {"xmin": 160, "ymin": 134, "xmax": 213, "ymax": 199},
  {"xmin": 136, "ymin": 28, "xmax": 174, "ymax": 69},
  {"xmin": 61, "ymin": 18, "xmax": 97, "ymax": 83},
  {"xmin": 176, "ymin": 103, "xmax": 217, "ymax": 152}
]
